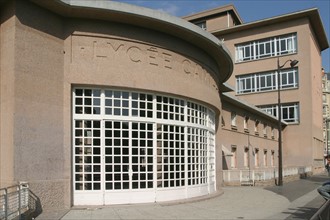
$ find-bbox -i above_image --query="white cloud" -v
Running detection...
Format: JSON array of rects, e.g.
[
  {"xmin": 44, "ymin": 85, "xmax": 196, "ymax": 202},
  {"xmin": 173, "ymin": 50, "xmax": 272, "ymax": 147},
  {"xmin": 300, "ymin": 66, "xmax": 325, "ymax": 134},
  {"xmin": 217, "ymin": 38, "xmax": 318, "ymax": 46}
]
[{"xmin": 156, "ymin": 2, "xmax": 180, "ymax": 16}]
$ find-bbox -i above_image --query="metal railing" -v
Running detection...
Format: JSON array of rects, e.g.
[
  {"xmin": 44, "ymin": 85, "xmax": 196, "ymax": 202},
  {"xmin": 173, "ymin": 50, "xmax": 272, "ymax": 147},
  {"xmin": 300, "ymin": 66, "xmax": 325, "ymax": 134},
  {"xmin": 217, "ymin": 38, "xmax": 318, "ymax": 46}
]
[
  {"xmin": 223, "ymin": 166, "xmax": 312, "ymax": 185},
  {"xmin": 0, "ymin": 183, "xmax": 29, "ymax": 220},
  {"xmin": 310, "ymin": 199, "xmax": 330, "ymax": 220}
]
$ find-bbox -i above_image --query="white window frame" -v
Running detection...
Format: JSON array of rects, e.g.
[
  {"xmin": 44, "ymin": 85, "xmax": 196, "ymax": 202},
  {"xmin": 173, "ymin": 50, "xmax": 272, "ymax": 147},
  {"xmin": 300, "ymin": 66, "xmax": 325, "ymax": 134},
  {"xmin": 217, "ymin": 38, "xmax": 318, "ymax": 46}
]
[
  {"xmin": 236, "ymin": 68, "xmax": 298, "ymax": 94},
  {"xmin": 259, "ymin": 103, "xmax": 300, "ymax": 123},
  {"xmin": 235, "ymin": 33, "xmax": 297, "ymax": 62},
  {"xmin": 72, "ymin": 87, "xmax": 217, "ymax": 205}
]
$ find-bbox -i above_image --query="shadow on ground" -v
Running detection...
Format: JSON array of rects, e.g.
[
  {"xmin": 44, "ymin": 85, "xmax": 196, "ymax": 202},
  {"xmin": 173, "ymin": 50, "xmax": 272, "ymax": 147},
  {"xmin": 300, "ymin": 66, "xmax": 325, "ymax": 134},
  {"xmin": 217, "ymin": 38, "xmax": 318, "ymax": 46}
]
[{"xmin": 283, "ymin": 206, "xmax": 319, "ymax": 219}]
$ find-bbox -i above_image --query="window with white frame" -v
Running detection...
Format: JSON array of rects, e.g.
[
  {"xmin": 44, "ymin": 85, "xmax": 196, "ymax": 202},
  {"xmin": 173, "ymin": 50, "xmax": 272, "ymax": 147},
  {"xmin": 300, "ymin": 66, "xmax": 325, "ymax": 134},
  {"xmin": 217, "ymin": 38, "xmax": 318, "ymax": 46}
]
[
  {"xmin": 258, "ymin": 103, "xmax": 299, "ymax": 123},
  {"xmin": 73, "ymin": 88, "xmax": 216, "ymax": 194},
  {"xmin": 236, "ymin": 68, "xmax": 298, "ymax": 94},
  {"xmin": 235, "ymin": 33, "xmax": 297, "ymax": 62}
]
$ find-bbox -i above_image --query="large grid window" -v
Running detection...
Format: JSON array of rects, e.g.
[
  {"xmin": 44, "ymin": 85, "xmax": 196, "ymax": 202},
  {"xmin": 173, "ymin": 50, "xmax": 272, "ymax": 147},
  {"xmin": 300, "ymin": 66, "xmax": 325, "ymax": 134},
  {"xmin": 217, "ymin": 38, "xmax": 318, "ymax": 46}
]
[
  {"xmin": 104, "ymin": 121, "xmax": 130, "ymax": 190},
  {"xmin": 132, "ymin": 93, "xmax": 153, "ymax": 118},
  {"xmin": 75, "ymin": 89, "xmax": 101, "ymax": 115},
  {"xmin": 187, "ymin": 128, "xmax": 208, "ymax": 186},
  {"xmin": 187, "ymin": 102, "xmax": 208, "ymax": 126},
  {"xmin": 156, "ymin": 96, "xmax": 185, "ymax": 121},
  {"xmin": 235, "ymin": 33, "xmax": 297, "ymax": 62},
  {"xmin": 74, "ymin": 120, "xmax": 101, "ymax": 190},
  {"xmin": 157, "ymin": 125, "xmax": 185, "ymax": 188},
  {"xmin": 208, "ymin": 133, "xmax": 215, "ymax": 183},
  {"xmin": 73, "ymin": 88, "xmax": 216, "ymax": 195},
  {"xmin": 236, "ymin": 68, "xmax": 298, "ymax": 94},
  {"xmin": 131, "ymin": 122, "xmax": 154, "ymax": 189},
  {"xmin": 258, "ymin": 103, "xmax": 300, "ymax": 123}
]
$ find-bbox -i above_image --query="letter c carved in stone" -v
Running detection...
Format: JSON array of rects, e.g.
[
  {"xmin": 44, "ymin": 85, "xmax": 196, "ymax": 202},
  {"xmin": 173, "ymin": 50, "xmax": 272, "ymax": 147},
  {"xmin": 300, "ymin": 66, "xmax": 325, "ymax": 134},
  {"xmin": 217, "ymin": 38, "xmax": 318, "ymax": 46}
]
[
  {"xmin": 127, "ymin": 46, "xmax": 142, "ymax": 63},
  {"xmin": 183, "ymin": 59, "xmax": 192, "ymax": 74}
]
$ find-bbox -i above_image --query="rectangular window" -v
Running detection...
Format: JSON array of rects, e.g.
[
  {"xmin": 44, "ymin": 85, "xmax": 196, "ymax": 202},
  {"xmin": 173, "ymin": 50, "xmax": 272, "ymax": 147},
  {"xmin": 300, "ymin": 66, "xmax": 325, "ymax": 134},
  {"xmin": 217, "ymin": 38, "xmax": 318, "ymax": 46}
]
[
  {"xmin": 236, "ymin": 68, "xmax": 298, "ymax": 94},
  {"xmin": 254, "ymin": 120, "xmax": 259, "ymax": 135},
  {"xmin": 263, "ymin": 150, "xmax": 268, "ymax": 167},
  {"xmin": 271, "ymin": 151, "xmax": 275, "ymax": 167},
  {"xmin": 195, "ymin": 21, "xmax": 206, "ymax": 30},
  {"xmin": 235, "ymin": 33, "xmax": 297, "ymax": 62},
  {"xmin": 258, "ymin": 103, "xmax": 300, "ymax": 123},
  {"xmin": 75, "ymin": 89, "xmax": 101, "ymax": 115},
  {"xmin": 231, "ymin": 146, "xmax": 237, "ymax": 168},
  {"xmin": 231, "ymin": 112, "xmax": 237, "ymax": 127},
  {"xmin": 263, "ymin": 123, "xmax": 267, "ymax": 137},
  {"xmin": 244, "ymin": 147, "xmax": 249, "ymax": 167},
  {"xmin": 254, "ymin": 148, "xmax": 259, "ymax": 167},
  {"xmin": 244, "ymin": 116, "xmax": 249, "ymax": 132}
]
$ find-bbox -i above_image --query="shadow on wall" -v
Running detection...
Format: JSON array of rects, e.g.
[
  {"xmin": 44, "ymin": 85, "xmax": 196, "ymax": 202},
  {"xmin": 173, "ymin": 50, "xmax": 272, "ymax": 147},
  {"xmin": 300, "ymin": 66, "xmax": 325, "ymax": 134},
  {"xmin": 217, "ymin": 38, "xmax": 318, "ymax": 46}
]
[{"xmin": 23, "ymin": 190, "xmax": 43, "ymax": 219}]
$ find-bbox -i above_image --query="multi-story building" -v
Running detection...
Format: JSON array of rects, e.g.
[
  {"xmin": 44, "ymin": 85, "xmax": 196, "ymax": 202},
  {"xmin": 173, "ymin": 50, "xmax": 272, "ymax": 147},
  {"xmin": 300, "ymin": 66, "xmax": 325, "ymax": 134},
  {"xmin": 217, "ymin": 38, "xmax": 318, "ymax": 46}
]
[{"xmin": 185, "ymin": 5, "xmax": 329, "ymax": 175}]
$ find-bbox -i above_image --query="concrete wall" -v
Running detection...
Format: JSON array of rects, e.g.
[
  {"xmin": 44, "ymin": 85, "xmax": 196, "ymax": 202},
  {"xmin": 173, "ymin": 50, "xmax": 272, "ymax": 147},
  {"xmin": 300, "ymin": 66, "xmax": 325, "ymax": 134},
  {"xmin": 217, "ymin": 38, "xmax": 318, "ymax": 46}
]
[
  {"xmin": 309, "ymin": 24, "xmax": 325, "ymax": 172},
  {"xmin": 0, "ymin": 0, "xmax": 16, "ymax": 188},
  {"xmin": 207, "ymin": 14, "xmax": 229, "ymax": 32},
  {"xmin": 12, "ymin": 0, "xmax": 68, "ymax": 209},
  {"xmin": 220, "ymin": 100, "xmax": 279, "ymax": 171}
]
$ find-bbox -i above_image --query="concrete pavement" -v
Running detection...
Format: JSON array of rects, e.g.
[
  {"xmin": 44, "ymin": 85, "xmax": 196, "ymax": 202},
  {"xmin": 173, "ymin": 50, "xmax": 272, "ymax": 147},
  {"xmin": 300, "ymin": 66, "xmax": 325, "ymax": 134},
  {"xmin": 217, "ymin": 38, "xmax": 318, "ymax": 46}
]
[{"xmin": 36, "ymin": 173, "xmax": 329, "ymax": 220}]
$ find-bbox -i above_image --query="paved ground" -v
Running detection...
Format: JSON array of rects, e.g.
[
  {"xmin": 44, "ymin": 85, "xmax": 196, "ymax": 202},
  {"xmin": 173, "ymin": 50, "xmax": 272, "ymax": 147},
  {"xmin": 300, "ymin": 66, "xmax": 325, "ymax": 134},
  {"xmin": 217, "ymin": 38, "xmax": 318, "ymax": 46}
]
[{"xmin": 36, "ymin": 173, "xmax": 329, "ymax": 220}]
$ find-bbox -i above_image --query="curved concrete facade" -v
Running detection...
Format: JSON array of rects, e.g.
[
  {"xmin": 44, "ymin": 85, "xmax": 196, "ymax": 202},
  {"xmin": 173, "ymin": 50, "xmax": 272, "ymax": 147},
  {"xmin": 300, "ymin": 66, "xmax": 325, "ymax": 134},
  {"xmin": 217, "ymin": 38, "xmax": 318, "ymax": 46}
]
[
  {"xmin": 67, "ymin": 25, "xmax": 222, "ymax": 108},
  {"xmin": 0, "ymin": 0, "xmax": 233, "ymax": 209}
]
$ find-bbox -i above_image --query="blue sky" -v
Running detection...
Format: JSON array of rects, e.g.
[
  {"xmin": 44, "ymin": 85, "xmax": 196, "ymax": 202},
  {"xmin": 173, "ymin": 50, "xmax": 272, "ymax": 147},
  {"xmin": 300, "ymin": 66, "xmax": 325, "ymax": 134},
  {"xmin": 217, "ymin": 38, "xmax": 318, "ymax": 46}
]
[{"xmin": 117, "ymin": 0, "xmax": 330, "ymax": 72}]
